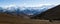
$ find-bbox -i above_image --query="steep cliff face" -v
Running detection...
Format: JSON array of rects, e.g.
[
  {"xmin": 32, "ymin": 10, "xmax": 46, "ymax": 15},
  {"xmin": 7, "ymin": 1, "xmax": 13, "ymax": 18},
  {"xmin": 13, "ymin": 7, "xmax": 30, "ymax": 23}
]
[{"xmin": 31, "ymin": 5, "xmax": 60, "ymax": 20}]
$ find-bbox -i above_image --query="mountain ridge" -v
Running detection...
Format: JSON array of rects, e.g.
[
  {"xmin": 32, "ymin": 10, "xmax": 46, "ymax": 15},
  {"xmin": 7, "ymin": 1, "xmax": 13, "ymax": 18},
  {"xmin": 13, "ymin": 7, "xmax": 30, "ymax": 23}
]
[{"xmin": 0, "ymin": 5, "xmax": 56, "ymax": 16}]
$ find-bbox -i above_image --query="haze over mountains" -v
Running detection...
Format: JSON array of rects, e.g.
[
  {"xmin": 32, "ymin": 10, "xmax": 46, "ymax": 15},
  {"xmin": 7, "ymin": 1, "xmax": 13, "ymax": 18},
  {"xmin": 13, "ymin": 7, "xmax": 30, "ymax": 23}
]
[{"xmin": 0, "ymin": 5, "xmax": 57, "ymax": 16}]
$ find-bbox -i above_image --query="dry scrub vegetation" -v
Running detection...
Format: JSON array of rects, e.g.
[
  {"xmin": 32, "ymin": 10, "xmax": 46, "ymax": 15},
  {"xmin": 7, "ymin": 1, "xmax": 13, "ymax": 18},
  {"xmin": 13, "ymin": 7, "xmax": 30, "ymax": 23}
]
[{"xmin": 0, "ymin": 13, "xmax": 60, "ymax": 24}]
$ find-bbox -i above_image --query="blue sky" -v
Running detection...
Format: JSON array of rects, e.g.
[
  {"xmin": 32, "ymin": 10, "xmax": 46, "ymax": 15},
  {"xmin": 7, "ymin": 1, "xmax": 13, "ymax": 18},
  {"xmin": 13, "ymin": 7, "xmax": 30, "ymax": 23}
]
[{"xmin": 0, "ymin": 0, "xmax": 60, "ymax": 7}]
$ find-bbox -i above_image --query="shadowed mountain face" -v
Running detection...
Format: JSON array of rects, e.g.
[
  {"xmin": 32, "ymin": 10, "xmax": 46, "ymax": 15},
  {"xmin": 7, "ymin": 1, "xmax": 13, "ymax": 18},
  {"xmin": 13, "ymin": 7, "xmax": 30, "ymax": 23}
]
[{"xmin": 31, "ymin": 5, "xmax": 60, "ymax": 20}]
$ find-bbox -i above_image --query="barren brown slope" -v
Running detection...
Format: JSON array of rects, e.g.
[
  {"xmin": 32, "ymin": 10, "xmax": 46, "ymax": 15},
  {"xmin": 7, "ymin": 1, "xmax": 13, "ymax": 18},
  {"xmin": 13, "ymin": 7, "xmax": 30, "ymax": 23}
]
[
  {"xmin": 31, "ymin": 5, "xmax": 60, "ymax": 20},
  {"xmin": 0, "ymin": 13, "xmax": 60, "ymax": 24}
]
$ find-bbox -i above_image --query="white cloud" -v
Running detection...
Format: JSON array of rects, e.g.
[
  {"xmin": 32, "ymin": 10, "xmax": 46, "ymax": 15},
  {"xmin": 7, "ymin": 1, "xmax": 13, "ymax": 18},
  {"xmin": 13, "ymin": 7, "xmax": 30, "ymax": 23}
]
[
  {"xmin": 6, "ymin": 4, "xmax": 16, "ymax": 7},
  {"xmin": 2, "ymin": 4, "xmax": 17, "ymax": 9},
  {"xmin": 24, "ymin": 4, "xmax": 52, "ymax": 7},
  {"xmin": 25, "ymin": 3, "xmax": 60, "ymax": 7}
]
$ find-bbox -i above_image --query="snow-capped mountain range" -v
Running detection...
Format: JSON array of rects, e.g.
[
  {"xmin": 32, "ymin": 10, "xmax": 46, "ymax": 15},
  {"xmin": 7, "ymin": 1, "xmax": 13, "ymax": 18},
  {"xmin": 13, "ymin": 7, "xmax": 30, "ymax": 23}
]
[{"xmin": 0, "ymin": 5, "xmax": 57, "ymax": 16}]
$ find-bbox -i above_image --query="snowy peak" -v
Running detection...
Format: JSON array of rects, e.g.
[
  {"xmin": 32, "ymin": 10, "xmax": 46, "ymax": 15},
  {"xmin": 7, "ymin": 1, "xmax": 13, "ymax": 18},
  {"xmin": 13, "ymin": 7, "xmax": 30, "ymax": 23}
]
[{"xmin": 0, "ymin": 5, "xmax": 57, "ymax": 15}]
